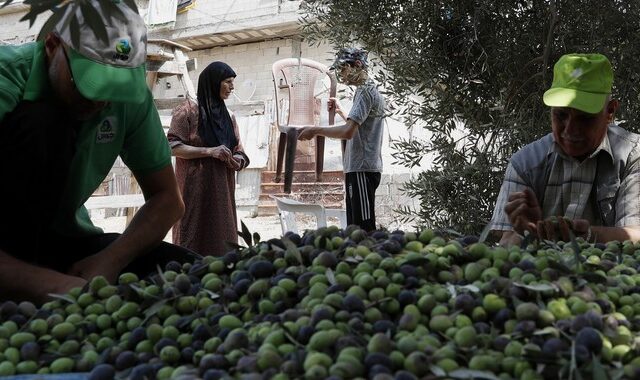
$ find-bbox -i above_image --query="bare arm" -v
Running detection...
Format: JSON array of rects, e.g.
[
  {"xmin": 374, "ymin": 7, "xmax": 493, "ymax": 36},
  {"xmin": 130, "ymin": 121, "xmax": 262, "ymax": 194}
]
[
  {"xmin": 68, "ymin": 165, "xmax": 185, "ymax": 281},
  {"xmin": 298, "ymin": 119, "xmax": 360, "ymax": 141},
  {"xmin": 170, "ymin": 122, "xmax": 243, "ymax": 170},
  {"xmin": 171, "ymin": 143, "xmax": 232, "ymax": 161},
  {"xmin": 167, "ymin": 99, "xmax": 233, "ymax": 162},
  {"xmin": 499, "ymin": 221, "xmax": 640, "ymax": 246},
  {"xmin": 589, "ymin": 226, "xmax": 640, "ymax": 243},
  {"xmin": 0, "ymin": 250, "xmax": 86, "ymax": 304}
]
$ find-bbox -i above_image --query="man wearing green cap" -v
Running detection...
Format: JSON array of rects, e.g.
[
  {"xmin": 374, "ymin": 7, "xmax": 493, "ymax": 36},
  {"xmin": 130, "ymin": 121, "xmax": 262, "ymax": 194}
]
[
  {"xmin": 0, "ymin": 1, "xmax": 192, "ymax": 303},
  {"xmin": 490, "ymin": 53, "xmax": 640, "ymax": 245}
]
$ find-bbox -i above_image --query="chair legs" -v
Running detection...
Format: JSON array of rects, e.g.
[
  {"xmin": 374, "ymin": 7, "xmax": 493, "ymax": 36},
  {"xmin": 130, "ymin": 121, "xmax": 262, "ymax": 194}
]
[
  {"xmin": 283, "ymin": 129, "xmax": 298, "ymax": 194},
  {"xmin": 273, "ymin": 129, "xmax": 325, "ymax": 192},
  {"xmin": 315, "ymin": 135, "xmax": 324, "ymax": 182},
  {"xmin": 274, "ymin": 131, "xmax": 287, "ymax": 183}
]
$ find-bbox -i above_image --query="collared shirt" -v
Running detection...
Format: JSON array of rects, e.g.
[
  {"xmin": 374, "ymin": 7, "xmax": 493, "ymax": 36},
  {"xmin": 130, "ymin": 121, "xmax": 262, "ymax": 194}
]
[
  {"xmin": 0, "ymin": 42, "xmax": 171, "ymax": 236},
  {"xmin": 490, "ymin": 132, "xmax": 640, "ymax": 231}
]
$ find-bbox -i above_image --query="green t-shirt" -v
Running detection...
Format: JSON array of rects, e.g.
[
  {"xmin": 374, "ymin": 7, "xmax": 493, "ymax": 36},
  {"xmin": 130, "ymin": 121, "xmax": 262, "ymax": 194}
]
[{"xmin": 0, "ymin": 41, "xmax": 172, "ymax": 236}]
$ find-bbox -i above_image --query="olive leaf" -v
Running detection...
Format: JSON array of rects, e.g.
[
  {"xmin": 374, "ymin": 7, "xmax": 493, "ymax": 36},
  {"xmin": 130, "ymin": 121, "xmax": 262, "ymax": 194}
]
[
  {"xmin": 238, "ymin": 220, "xmax": 252, "ymax": 247},
  {"xmin": 568, "ymin": 229, "xmax": 583, "ymax": 272},
  {"xmin": 513, "ymin": 282, "xmax": 558, "ymax": 293},
  {"xmin": 591, "ymin": 355, "xmax": 608, "ymax": 380},
  {"xmin": 21, "ymin": 0, "xmax": 59, "ymax": 27},
  {"xmin": 252, "ymin": 232, "xmax": 261, "ymax": 246},
  {"xmin": 282, "ymin": 236, "xmax": 303, "ymax": 265},
  {"xmin": 79, "ymin": 1, "xmax": 109, "ymax": 42},
  {"xmin": 46, "ymin": 293, "xmax": 76, "ymax": 304},
  {"xmin": 142, "ymin": 299, "xmax": 168, "ymax": 320},
  {"xmin": 35, "ymin": 1, "xmax": 67, "ymax": 39},
  {"xmin": 202, "ymin": 289, "xmax": 220, "ymax": 300},
  {"xmin": 429, "ymin": 365, "xmax": 447, "ymax": 377},
  {"xmin": 155, "ymin": 264, "xmax": 167, "ymax": 284},
  {"xmin": 448, "ymin": 369, "xmax": 500, "ymax": 380},
  {"xmin": 7, "ymin": 0, "xmax": 139, "ymax": 45},
  {"xmin": 325, "ymin": 268, "xmax": 337, "ymax": 286}
]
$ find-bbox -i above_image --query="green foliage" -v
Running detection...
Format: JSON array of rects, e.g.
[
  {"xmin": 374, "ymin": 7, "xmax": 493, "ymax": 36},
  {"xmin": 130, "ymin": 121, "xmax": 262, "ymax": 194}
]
[
  {"xmin": 2, "ymin": 0, "xmax": 138, "ymax": 43},
  {"xmin": 300, "ymin": 0, "xmax": 640, "ymax": 235}
]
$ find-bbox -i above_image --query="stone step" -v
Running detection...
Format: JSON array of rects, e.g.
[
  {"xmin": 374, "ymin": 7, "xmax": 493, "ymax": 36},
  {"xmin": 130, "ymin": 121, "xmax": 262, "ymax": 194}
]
[
  {"xmin": 259, "ymin": 191, "xmax": 345, "ymax": 203},
  {"xmin": 261, "ymin": 170, "xmax": 344, "ymax": 184},
  {"xmin": 261, "ymin": 182, "xmax": 344, "ymax": 194},
  {"xmin": 257, "ymin": 166, "xmax": 345, "ymax": 216}
]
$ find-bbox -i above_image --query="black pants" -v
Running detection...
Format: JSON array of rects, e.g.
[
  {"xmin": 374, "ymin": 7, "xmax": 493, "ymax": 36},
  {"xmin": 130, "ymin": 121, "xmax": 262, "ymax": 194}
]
[
  {"xmin": 0, "ymin": 100, "xmax": 198, "ymax": 279},
  {"xmin": 345, "ymin": 171, "xmax": 381, "ymax": 231}
]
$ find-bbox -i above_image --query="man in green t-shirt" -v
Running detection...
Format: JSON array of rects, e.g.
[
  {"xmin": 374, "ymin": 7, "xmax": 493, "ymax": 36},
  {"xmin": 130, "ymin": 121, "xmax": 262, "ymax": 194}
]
[{"xmin": 0, "ymin": 1, "xmax": 192, "ymax": 304}]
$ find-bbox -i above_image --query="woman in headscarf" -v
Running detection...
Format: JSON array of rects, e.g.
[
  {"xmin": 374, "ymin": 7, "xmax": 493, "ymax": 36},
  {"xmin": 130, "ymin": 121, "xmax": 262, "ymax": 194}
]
[{"xmin": 168, "ymin": 61, "xmax": 250, "ymax": 256}]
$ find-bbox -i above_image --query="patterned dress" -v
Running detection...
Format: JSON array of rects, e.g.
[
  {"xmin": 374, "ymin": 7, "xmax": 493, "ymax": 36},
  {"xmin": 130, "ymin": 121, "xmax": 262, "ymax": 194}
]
[{"xmin": 167, "ymin": 99, "xmax": 245, "ymax": 256}]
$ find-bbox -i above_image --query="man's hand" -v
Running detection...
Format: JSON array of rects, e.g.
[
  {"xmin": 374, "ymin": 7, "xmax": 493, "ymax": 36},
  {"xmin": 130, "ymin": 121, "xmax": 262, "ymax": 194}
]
[
  {"xmin": 48, "ymin": 275, "xmax": 88, "ymax": 298},
  {"xmin": 537, "ymin": 217, "xmax": 591, "ymax": 242},
  {"xmin": 328, "ymin": 97, "xmax": 347, "ymax": 121},
  {"xmin": 298, "ymin": 127, "xmax": 318, "ymax": 141},
  {"xmin": 504, "ymin": 188, "xmax": 542, "ymax": 235},
  {"xmin": 328, "ymin": 97, "xmax": 342, "ymax": 112},
  {"xmin": 68, "ymin": 252, "xmax": 122, "ymax": 283},
  {"xmin": 208, "ymin": 146, "xmax": 232, "ymax": 162},
  {"xmin": 0, "ymin": 251, "xmax": 89, "ymax": 305}
]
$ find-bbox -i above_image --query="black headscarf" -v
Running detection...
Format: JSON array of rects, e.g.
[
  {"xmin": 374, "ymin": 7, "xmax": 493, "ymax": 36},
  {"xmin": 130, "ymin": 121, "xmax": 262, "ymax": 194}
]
[{"xmin": 197, "ymin": 61, "xmax": 238, "ymax": 149}]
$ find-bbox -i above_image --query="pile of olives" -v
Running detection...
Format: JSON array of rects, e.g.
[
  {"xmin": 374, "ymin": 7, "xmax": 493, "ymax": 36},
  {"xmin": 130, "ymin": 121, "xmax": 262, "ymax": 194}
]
[{"xmin": 0, "ymin": 225, "xmax": 640, "ymax": 379}]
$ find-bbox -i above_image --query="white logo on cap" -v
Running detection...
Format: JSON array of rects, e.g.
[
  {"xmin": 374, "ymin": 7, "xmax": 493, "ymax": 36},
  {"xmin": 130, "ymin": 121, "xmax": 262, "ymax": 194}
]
[{"xmin": 570, "ymin": 68, "xmax": 584, "ymax": 79}]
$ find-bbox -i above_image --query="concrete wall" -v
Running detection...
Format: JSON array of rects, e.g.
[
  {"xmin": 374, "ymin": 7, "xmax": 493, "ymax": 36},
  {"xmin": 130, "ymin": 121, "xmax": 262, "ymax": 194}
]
[
  {"xmin": 167, "ymin": 0, "xmax": 298, "ymax": 30},
  {"xmin": 141, "ymin": 0, "xmax": 301, "ymax": 42}
]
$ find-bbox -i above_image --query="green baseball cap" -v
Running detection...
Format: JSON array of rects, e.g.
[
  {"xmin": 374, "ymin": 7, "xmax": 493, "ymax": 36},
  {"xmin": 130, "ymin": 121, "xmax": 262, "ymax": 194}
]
[
  {"xmin": 543, "ymin": 53, "xmax": 613, "ymax": 114},
  {"xmin": 45, "ymin": 0, "xmax": 148, "ymax": 104}
]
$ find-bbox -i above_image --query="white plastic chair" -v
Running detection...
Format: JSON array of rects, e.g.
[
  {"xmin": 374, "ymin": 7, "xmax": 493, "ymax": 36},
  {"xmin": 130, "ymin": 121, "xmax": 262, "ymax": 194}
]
[
  {"xmin": 270, "ymin": 195, "xmax": 347, "ymax": 235},
  {"xmin": 271, "ymin": 58, "xmax": 337, "ymax": 192}
]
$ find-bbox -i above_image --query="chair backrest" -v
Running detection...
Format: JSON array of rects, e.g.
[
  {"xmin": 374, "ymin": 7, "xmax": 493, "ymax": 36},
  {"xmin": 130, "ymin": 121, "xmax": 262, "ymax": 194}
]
[
  {"xmin": 272, "ymin": 58, "xmax": 337, "ymax": 130},
  {"xmin": 270, "ymin": 195, "xmax": 327, "ymax": 235}
]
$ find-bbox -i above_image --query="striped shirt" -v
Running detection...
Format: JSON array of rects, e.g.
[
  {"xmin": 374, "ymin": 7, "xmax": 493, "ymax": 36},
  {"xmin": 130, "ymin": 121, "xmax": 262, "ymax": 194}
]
[{"xmin": 490, "ymin": 133, "xmax": 640, "ymax": 231}]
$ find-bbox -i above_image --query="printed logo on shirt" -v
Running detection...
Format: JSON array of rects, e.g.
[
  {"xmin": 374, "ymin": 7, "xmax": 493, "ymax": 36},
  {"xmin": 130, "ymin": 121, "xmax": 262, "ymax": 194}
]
[{"xmin": 96, "ymin": 117, "xmax": 117, "ymax": 143}]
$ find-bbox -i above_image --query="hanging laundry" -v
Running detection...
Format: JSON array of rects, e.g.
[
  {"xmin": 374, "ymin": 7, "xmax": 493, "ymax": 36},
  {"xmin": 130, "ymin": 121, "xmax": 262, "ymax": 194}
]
[{"xmin": 147, "ymin": 0, "xmax": 178, "ymax": 28}]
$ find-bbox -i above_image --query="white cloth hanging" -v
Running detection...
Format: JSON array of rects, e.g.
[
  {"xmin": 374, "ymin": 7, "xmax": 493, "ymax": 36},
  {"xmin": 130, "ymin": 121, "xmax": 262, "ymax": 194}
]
[{"xmin": 147, "ymin": 0, "xmax": 178, "ymax": 28}]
